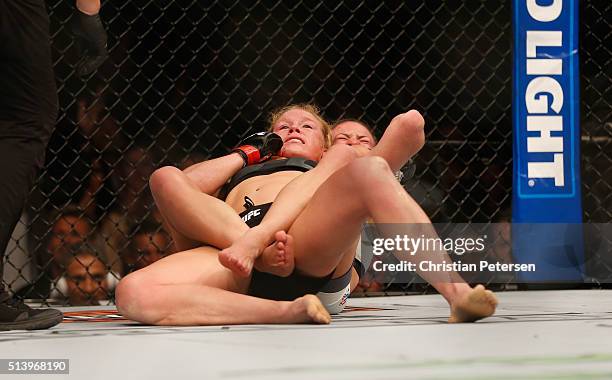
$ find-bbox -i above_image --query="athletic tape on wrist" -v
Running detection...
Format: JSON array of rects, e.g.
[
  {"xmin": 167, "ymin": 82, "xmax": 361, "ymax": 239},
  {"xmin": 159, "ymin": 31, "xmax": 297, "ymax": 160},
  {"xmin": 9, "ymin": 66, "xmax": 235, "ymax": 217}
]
[{"xmin": 234, "ymin": 145, "xmax": 261, "ymax": 166}]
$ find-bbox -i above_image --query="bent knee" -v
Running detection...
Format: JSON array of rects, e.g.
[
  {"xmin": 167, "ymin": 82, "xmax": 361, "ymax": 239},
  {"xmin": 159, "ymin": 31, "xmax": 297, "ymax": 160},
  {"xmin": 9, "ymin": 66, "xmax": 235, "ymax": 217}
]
[
  {"xmin": 343, "ymin": 156, "xmax": 393, "ymax": 188},
  {"xmin": 150, "ymin": 166, "xmax": 181, "ymax": 192},
  {"xmin": 149, "ymin": 165, "xmax": 193, "ymax": 198},
  {"xmin": 115, "ymin": 273, "xmax": 155, "ymax": 321},
  {"xmin": 351, "ymin": 156, "xmax": 392, "ymax": 175}
]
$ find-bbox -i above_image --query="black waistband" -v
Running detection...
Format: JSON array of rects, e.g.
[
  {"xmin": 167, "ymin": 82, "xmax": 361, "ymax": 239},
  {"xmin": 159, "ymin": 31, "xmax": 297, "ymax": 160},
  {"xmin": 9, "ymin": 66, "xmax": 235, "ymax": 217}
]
[
  {"xmin": 248, "ymin": 270, "xmax": 334, "ymax": 301},
  {"xmin": 319, "ymin": 266, "xmax": 353, "ymax": 293},
  {"xmin": 220, "ymin": 157, "xmax": 317, "ymax": 199}
]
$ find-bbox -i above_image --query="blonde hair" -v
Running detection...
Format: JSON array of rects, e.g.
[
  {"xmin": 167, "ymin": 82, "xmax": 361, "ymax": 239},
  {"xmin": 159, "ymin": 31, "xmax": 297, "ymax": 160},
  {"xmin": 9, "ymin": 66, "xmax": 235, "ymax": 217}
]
[{"xmin": 268, "ymin": 103, "xmax": 332, "ymax": 148}]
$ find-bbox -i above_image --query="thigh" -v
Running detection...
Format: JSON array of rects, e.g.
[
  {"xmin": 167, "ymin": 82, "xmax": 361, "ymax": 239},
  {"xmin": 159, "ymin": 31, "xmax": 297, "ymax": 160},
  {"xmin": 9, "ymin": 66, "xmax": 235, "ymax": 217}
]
[
  {"xmin": 151, "ymin": 166, "xmax": 250, "ymax": 250},
  {"xmin": 288, "ymin": 165, "xmax": 369, "ymax": 277},
  {"xmin": 132, "ymin": 245, "xmax": 251, "ymax": 294}
]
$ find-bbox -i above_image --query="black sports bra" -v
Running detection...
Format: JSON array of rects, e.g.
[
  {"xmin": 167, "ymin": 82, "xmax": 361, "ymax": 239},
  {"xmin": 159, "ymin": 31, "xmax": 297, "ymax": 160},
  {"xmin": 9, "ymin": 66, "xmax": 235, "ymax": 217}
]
[{"xmin": 219, "ymin": 157, "xmax": 317, "ymax": 199}]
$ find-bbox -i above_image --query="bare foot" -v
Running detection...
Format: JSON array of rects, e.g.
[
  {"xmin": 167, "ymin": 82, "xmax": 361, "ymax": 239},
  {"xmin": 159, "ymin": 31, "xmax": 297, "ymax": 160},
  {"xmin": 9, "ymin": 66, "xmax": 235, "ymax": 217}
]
[
  {"xmin": 289, "ymin": 295, "xmax": 331, "ymax": 324},
  {"xmin": 218, "ymin": 229, "xmax": 268, "ymax": 277},
  {"xmin": 256, "ymin": 231, "xmax": 295, "ymax": 277},
  {"xmin": 448, "ymin": 284, "xmax": 498, "ymax": 323}
]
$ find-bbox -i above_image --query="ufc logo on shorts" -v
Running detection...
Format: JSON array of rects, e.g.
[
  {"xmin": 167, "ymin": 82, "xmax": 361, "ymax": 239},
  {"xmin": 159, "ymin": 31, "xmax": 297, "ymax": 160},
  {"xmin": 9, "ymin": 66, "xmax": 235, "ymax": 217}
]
[
  {"xmin": 241, "ymin": 209, "xmax": 261, "ymax": 222},
  {"xmin": 339, "ymin": 288, "xmax": 350, "ymax": 306}
]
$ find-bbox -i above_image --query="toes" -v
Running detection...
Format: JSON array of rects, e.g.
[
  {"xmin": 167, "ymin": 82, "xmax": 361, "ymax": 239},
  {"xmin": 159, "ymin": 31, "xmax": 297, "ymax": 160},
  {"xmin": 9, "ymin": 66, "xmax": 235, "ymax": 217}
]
[
  {"xmin": 485, "ymin": 291, "xmax": 498, "ymax": 306},
  {"xmin": 275, "ymin": 230, "xmax": 287, "ymax": 243}
]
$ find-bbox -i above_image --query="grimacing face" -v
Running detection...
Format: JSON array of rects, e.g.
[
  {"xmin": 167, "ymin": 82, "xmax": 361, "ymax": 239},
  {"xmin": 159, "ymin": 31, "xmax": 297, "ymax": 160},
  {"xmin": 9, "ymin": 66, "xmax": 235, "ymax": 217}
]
[
  {"xmin": 332, "ymin": 121, "xmax": 375, "ymax": 150},
  {"xmin": 272, "ymin": 108, "xmax": 326, "ymax": 161}
]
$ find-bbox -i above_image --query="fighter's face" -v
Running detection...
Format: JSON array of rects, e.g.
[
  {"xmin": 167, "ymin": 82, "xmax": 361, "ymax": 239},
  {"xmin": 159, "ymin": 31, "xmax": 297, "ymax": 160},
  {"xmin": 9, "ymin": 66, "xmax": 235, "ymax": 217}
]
[
  {"xmin": 272, "ymin": 109, "xmax": 326, "ymax": 161},
  {"xmin": 332, "ymin": 121, "xmax": 375, "ymax": 150}
]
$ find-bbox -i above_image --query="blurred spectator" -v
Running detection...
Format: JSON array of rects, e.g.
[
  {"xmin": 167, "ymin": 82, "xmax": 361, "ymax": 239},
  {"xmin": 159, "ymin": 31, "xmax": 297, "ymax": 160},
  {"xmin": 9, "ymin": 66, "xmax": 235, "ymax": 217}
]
[
  {"xmin": 52, "ymin": 243, "xmax": 119, "ymax": 306},
  {"xmin": 112, "ymin": 146, "xmax": 157, "ymax": 218},
  {"xmin": 99, "ymin": 146, "xmax": 161, "ymax": 275},
  {"xmin": 38, "ymin": 84, "xmax": 126, "ymax": 216},
  {"xmin": 76, "ymin": 84, "xmax": 126, "ymax": 159},
  {"xmin": 122, "ymin": 220, "xmax": 173, "ymax": 273},
  {"xmin": 178, "ymin": 152, "xmax": 207, "ymax": 171},
  {"xmin": 76, "ymin": 158, "xmax": 106, "ymax": 220},
  {"xmin": 74, "ymin": 85, "xmax": 129, "ymax": 220},
  {"xmin": 16, "ymin": 206, "xmax": 95, "ymax": 299},
  {"xmin": 44, "ymin": 207, "xmax": 94, "ymax": 279}
]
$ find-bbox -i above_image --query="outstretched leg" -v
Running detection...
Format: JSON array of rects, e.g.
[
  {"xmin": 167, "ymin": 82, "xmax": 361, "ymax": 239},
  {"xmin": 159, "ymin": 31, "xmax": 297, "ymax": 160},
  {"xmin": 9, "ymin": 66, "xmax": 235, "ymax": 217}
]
[
  {"xmin": 115, "ymin": 245, "xmax": 330, "ymax": 325},
  {"xmin": 283, "ymin": 157, "xmax": 496, "ymax": 322}
]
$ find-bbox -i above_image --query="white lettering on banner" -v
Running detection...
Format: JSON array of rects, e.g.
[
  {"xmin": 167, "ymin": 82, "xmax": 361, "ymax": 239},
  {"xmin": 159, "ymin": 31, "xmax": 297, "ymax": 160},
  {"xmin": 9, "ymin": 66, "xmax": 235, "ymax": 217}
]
[
  {"xmin": 524, "ymin": 3, "xmax": 566, "ymax": 187},
  {"xmin": 527, "ymin": 0, "xmax": 562, "ymax": 22}
]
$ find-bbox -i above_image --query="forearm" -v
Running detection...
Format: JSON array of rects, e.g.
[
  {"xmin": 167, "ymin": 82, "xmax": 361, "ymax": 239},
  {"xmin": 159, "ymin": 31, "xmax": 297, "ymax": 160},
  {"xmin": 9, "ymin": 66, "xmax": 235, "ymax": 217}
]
[
  {"xmin": 76, "ymin": 0, "xmax": 101, "ymax": 15},
  {"xmin": 182, "ymin": 153, "xmax": 245, "ymax": 195},
  {"xmin": 188, "ymin": 131, "xmax": 282, "ymax": 196}
]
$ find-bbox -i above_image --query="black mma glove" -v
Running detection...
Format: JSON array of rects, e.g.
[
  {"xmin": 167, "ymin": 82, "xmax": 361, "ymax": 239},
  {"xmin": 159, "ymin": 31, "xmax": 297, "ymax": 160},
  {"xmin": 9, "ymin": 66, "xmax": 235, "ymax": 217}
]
[
  {"xmin": 232, "ymin": 132, "xmax": 283, "ymax": 167},
  {"xmin": 71, "ymin": 8, "xmax": 108, "ymax": 76}
]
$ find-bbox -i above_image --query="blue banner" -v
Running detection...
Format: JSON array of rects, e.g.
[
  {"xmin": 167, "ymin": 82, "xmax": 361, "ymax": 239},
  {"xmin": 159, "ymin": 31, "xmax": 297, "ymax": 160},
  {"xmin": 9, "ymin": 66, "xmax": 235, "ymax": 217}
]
[{"xmin": 512, "ymin": 0, "xmax": 583, "ymax": 281}]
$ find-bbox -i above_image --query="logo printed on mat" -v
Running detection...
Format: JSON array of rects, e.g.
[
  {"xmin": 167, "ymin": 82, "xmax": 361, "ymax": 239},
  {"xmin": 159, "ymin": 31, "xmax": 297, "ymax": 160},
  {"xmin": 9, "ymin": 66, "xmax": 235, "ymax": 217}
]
[{"xmin": 62, "ymin": 310, "xmax": 127, "ymax": 323}]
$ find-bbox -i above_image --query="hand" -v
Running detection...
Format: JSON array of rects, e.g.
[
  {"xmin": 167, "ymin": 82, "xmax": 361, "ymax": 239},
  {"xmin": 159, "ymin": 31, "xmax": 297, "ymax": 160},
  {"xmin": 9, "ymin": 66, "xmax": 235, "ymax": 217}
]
[
  {"xmin": 350, "ymin": 145, "xmax": 371, "ymax": 157},
  {"xmin": 232, "ymin": 132, "xmax": 283, "ymax": 166},
  {"xmin": 71, "ymin": 8, "xmax": 108, "ymax": 76}
]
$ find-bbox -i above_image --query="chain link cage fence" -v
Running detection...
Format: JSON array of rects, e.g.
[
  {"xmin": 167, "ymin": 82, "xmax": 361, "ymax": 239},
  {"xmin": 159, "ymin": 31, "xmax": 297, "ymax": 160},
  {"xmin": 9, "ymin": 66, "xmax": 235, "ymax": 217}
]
[{"xmin": 2, "ymin": 0, "xmax": 610, "ymax": 305}]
